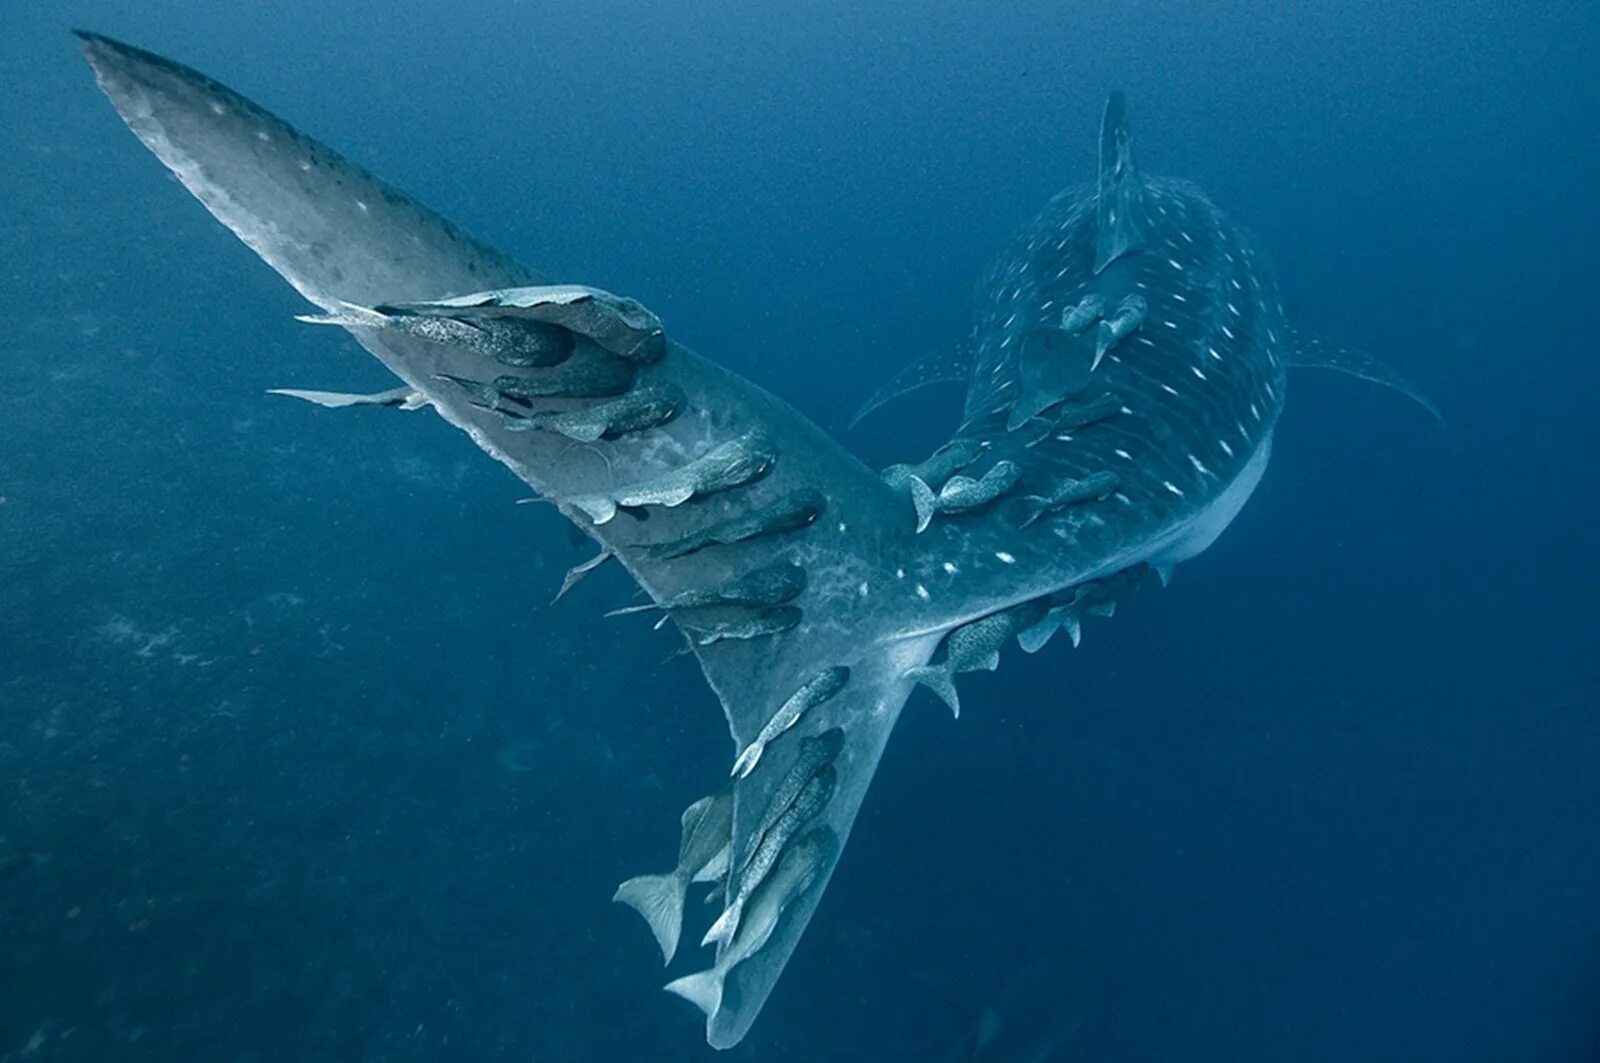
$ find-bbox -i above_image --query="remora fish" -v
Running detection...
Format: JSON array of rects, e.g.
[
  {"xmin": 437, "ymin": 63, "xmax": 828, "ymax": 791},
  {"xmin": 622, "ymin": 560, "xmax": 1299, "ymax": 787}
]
[
  {"xmin": 731, "ymin": 667, "xmax": 851, "ymax": 780},
  {"xmin": 906, "ymin": 601, "xmax": 1047, "ymax": 718},
  {"xmin": 1018, "ymin": 471, "xmax": 1120, "ymax": 527},
  {"xmin": 78, "ymin": 35, "xmax": 1436, "ymax": 1047},
  {"xmin": 566, "ymin": 432, "xmax": 775, "ymax": 525},
  {"xmin": 386, "ymin": 284, "xmax": 667, "ymax": 364},
  {"xmin": 613, "ymin": 787, "xmax": 734, "ymax": 965},
  {"xmin": 883, "ymin": 439, "xmax": 988, "ymax": 532},
  {"xmin": 505, "ymin": 384, "xmax": 683, "ymax": 442},
  {"xmin": 934, "ymin": 460, "xmax": 1022, "ymax": 515},
  {"xmin": 664, "ymin": 826, "xmax": 837, "ymax": 1022},
  {"xmin": 642, "ymin": 487, "xmax": 826, "ymax": 560},
  {"xmin": 737, "ymin": 729, "xmax": 845, "ymax": 872},
  {"xmin": 606, "ymin": 562, "xmax": 807, "ymax": 618},
  {"xmin": 680, "ymin": 605, "xmax": 803, "ymax": 647},
  {"xmin": 299, "ymin": 297, "xmax": 577, "ymax": 367},
  {"xmin": 704, "ymin": 763, "xmax": 836, "ymax": 949}
]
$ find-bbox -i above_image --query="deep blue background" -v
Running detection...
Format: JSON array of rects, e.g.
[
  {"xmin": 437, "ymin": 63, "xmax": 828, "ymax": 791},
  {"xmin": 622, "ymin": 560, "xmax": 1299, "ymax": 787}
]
[{"xmin": 2, "ymin": 1, "xmax": 1597, "ymax": 1059}]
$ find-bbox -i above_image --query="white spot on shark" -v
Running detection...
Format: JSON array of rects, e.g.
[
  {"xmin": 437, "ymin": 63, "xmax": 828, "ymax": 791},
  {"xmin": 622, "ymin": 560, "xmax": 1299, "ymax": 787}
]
[{"xmin": 995, "ymin": 551, "xmax": 1016, "ymax": 564}]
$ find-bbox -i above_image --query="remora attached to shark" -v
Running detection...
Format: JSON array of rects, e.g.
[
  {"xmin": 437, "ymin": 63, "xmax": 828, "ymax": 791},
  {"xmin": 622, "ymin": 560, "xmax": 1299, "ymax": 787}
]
[{"xmin": 77, "ymin": 33, "xmax": 1433, "ymax": 1050}]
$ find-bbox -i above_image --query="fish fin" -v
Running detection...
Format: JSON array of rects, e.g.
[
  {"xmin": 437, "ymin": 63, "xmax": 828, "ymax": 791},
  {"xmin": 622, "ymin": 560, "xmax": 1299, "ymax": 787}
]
[
  {"xmin": 1282, "ymin": 327, "xmax": 1443, "ymax": 424},
  {"xmin": 569, "ymin": 495, "xmax": 619, "ymax": 525},
  {"xmin": 909, "ymin": 476, "xmax": 937, "ymax": 534},
  {"xmin": 663, "ymin": 969, "xmax": 725, "ymax": 1020},
  {"xmin": 292, "ymin": 300, "xmax": 391, "ymax": 329},
  {"xmin": 692, "ymin": 843, "xmax": 730, "ymax": 885},
  {"xmin": 1086, "ymin": 600, "xmax": 1115, "ymax": 619},
  {"xmin": 1092, "ymin": 320, "xmax": 1114, "ymax": 372},
  {"xmin": 1016, "ymin": 613, "xmax": 1057, "ymax": 654},
  {"xmin": 612, "ymin": 873, "xmax": 686, "ymax": 966},
  {"xmin": 1155, "ymin": 565, "xmax": 1173, "ymax": 587},
  {"xmin": 1094, "ymin": 91, "xmax": 1146, "ymax": 274},
  {"xmin": 975, "ymin": 650, "xmax": 1001, "ymax": 672},
  {"xmin": 730, "ymin": 740, "xmax": 764, "ymax": 780},
  {"xmin": 605, "ymin": 602, "xmax": 660, "ymax": 618},
  {"xmin": 1061, "ymin": 612, "xmax": 1082, "ymax": 648},
  {"xmin": 849, "ymin": 341, "xmax": 971, "ymax": 429},
  {"xmin": 679, "ymin": 795, "xmax": 716, "ymax": 847},
  {"xmin": 701, "ymin": 899, "xmax": 742, "ymax": 949},
  {"xmin": 77, "ymin": 32, "xmax": 951, "ymax": 1051},
  {"xmin": 265, "ymin": 386, "xmax": 418, "ymax": 409},
  {"xmin": 1010, "ymin": 328, "xmax": 1094, "ymax": 430},
  {"xmin": 906, "ymin": 665, "xmax": 960, "ymax": 718},
  {"xmin": 553, "ymin": 547, "xmax": 613, "ymax": 604}
]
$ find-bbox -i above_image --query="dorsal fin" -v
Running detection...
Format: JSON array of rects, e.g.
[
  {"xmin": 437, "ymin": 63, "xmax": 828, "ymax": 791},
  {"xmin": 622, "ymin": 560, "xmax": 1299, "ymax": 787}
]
[{"xmin": 1094, "ymin": 91, "xmax": 1146, "ymax": 274}]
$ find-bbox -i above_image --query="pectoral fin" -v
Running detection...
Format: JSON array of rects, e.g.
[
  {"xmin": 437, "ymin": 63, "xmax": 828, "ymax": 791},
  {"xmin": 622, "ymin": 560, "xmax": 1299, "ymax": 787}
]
[
  {"xmin": 1283, "ymin": 327, "xmax": 1442, "ymax": 423},
  {"xmin": 849, "ymin": 341, "xmax": 972, "ymax": 429}
]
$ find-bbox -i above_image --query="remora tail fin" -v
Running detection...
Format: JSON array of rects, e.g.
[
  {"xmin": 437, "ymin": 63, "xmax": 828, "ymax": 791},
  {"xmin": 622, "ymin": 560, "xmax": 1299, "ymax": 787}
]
[
  {"xmin": 664, "ymin": 969, "xmax": 725, "ymax": 1020},
  {"xmin": 78, "ymin": 31, "xmax": 951, "ymax": 1050},
  {"xmin": 612, "ymin": 873, "xmax": 686, "ymax": 966}
]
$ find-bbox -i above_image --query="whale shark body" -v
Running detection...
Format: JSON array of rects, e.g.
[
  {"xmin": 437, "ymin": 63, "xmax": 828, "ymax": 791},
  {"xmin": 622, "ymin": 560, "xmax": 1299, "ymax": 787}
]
[{"xmin": 77, "ymin": 32, "xmax": 1431, "ymax": 1049}]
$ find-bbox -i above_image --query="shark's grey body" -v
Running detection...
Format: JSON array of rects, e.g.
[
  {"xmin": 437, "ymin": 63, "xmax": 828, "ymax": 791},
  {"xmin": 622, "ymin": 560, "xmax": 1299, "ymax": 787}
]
[{"xmin": 77, "ymin": 34, "xmax": 1423, "ymax": 1050}]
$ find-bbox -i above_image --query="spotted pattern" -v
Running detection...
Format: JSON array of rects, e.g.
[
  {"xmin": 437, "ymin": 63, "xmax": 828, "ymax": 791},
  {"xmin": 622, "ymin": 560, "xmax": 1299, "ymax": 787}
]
[{"xmin": 898, "ymin": 175, "xmax": 1289, "ymax": 622}]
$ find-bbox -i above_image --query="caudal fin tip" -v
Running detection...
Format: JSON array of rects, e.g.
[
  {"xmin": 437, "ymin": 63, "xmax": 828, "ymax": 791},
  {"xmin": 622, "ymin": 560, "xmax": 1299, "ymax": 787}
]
[
  {"xmin": 909, "ymin": 477, "xmax": 936, "ymax": 534},
  {"xmin": 613, "ymin": 874, "xmax": 685, "ymax": 965},
  {"xmin": 663, "ymin": 970, "xmax": 724, "ymax": 1020},
  {"xmin": 701, "ymin": 904, "xmax": 738, "ymax": 949},
  {"xmin": 906, "ymin": 666, "xmax": 960, "ymax": 718}
]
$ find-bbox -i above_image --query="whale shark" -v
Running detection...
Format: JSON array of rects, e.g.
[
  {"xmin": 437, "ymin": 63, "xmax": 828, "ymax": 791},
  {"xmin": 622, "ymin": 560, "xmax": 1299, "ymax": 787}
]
[{"xmin": 76, "ymin": 32, "xmax": 1433, "ymax": 1050}]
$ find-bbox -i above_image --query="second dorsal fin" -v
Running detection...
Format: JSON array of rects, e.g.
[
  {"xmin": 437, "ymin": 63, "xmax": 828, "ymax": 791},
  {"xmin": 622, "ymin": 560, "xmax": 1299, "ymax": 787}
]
[{"xmin": 1094, "ymin": 91, "xmax": 1146, "ymax": 274}]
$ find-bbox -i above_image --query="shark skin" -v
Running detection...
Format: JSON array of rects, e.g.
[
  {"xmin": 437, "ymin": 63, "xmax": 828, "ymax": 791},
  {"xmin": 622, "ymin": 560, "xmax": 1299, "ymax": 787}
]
[{"xmin": 80, "ymin": 36, "xmax": 1291, "ymax": 1049}]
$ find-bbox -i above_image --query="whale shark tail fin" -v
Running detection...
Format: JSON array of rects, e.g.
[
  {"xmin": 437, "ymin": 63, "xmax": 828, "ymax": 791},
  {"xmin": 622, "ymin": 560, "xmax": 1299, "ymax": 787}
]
[{"xmin": 78, "ymin": 30, "xmax": 966, "ymax": 1052}]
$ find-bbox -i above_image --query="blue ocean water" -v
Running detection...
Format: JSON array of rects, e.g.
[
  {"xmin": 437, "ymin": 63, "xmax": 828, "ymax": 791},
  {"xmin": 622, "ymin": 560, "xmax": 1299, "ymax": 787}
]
[{"xmin": 2, "ymin": 1, "xmax": 1597, "ymax": 1059}]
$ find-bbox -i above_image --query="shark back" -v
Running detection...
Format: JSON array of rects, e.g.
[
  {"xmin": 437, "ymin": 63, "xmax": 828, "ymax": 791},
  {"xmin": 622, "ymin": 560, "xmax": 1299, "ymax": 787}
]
[{"xmin": 888, "ymin": 97, "xmax": 1290, "ymax": 632}]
